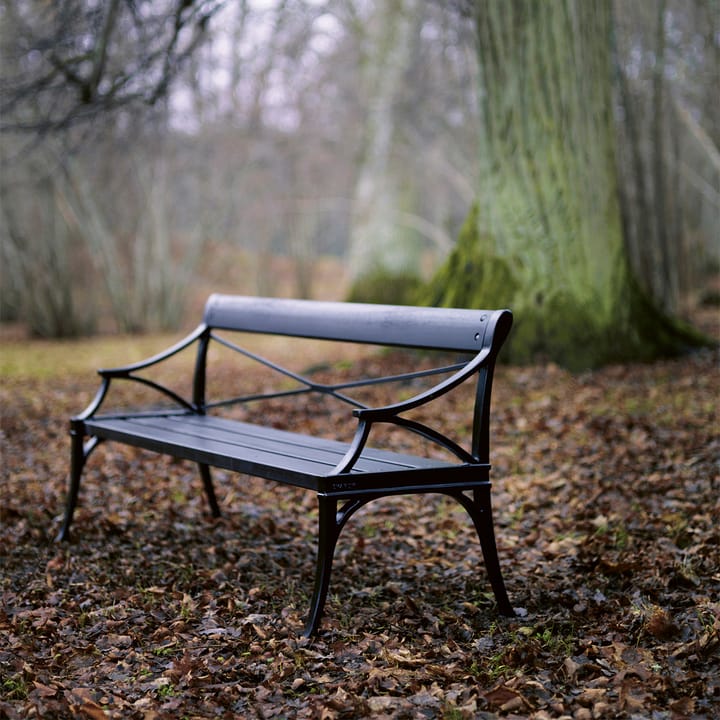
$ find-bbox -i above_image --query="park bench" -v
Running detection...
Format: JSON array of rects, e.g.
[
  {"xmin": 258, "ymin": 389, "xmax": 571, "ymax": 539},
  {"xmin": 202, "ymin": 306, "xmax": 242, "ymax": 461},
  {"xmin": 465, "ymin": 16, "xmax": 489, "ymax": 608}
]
[{"xmin": 57, "ymin": 294, "xmax": 516, "ymax": 635}]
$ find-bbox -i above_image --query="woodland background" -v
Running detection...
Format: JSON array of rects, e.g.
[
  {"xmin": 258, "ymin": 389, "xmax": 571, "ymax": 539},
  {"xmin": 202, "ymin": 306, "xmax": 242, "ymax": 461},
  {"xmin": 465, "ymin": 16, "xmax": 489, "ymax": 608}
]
[
  {"xmin": 1, "ymin": 0, "xmax": 718, "ymax": 340},
  {"xmin": 1, "ymin": 1, "xmax": 719, "ymax": 718}
]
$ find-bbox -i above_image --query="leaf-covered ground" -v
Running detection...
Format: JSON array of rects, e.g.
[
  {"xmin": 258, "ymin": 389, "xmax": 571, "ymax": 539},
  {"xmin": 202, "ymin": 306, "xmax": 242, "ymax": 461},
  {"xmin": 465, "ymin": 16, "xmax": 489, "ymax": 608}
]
[{"xmin": 1, "ymin": 336, "xmax": 718, "ymax": 719}]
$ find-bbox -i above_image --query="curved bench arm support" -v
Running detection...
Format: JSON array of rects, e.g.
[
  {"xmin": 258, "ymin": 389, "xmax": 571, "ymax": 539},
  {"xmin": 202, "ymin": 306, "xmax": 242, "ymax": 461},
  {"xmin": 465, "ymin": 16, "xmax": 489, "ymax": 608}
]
[
  {"xmin": 97, "ymin": 324, "xmax": 207, "ymax": 377},
  {"xmin": 73, "ymin": 377, "xmax": 111, "ymax": 422},
  {"xmin": 353, "ymin": 347, "xmax": 491, "ymax": 421},
  {"xmin": 331, "ymin": 420, "xmax": 372, "ymax": 474},
  {"xmin": 71, "ymin": 325, "xmax": 208, "ymax": 422}
]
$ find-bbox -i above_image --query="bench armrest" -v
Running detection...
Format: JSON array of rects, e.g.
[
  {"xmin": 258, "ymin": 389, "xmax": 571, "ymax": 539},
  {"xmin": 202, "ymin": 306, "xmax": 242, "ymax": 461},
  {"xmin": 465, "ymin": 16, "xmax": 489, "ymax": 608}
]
[
  {"xmin": 97, "ymin": 324, "xmax": 207, "ymax": 377},
  {"xmin": 330, "ymin": 419, "xmax": 372, "ymax": 474},
  {"xmin": 352, "ymin": 346, "xmax": 491, "ymax": 421},
  {"xmin": 72, "ymin": 325, "xmax": 207, "ymax": 423}
]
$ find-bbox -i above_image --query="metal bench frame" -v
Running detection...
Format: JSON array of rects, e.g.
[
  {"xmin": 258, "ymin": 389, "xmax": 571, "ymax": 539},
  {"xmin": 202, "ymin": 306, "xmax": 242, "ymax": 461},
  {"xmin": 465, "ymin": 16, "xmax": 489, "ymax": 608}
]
[{"xmin": 57, "ymin": 294, "xmax": 515, "ymax": 635}]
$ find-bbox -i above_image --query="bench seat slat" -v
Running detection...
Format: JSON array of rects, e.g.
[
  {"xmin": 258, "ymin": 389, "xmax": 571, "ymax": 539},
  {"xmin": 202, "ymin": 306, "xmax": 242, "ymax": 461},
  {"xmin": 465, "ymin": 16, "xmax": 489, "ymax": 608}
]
[
  {"xmin": 84, "ymin": 414, "xmax": 453, "ymax": 490},
  {"xmin": 161, "ymin": 415, "xmax": 435, "ymax": 473}
]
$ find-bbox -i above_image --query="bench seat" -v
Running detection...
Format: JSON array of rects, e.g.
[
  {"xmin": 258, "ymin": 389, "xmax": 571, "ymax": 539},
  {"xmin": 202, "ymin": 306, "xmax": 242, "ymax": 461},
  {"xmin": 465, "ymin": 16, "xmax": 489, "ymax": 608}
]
[{"xmin": 85, "ymin": 413, "xmax": 470, "ymax": 493}]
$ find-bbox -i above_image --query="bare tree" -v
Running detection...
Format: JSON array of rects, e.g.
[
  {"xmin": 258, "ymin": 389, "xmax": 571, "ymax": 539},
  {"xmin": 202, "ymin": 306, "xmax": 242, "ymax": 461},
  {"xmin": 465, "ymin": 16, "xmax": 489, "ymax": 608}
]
[
  {"xmin": 0, "ymin": 0, "xmax": 225, "ymax": 335},
  {"xmin": 0, "ymin": 0, "xmax": 226, "ymax": 134}
]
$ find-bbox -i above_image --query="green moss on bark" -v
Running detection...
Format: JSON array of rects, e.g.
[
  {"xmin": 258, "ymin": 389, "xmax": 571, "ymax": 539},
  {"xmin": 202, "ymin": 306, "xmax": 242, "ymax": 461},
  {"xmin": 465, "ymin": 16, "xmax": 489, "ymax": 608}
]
[
  {"xmin": 422, "ymin": 205, "xmax": 519, "ymax": 310},
  {"xmin": 421, "ymin": 205, "xmax": 714, "ymax": 370},
  {"xmin": 347, "ymin": 266, "xmax": 423, "ymax": 306}
]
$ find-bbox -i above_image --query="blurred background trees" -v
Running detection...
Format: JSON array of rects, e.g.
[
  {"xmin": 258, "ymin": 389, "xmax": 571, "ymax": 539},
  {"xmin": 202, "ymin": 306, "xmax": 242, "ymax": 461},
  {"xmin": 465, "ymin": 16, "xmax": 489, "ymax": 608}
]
[
  {"xmin": 613, "ymin": 0, "xmax": 719, "ymax": 315},
  {"xmin": 0, "ymin": 0, "xmax": 226, "ymax": 334},
  {"xmin": 1, "ymin": 0, "xmax": 717, "ymax": 366}
]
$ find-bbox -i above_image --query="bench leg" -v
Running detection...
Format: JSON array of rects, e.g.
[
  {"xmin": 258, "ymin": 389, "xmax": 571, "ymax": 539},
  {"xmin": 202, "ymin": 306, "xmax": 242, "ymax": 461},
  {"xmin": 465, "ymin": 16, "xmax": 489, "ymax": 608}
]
[
  {"xmin": 305, "ymin": 496, "xmax": 339, "ymax": 637},
  {"xmin": 197, "ymin": 463, "xmax": 221, "ymax": 518},
  {"xmin": 454, "ymin": 486, "xmax": 515, "ymax": 617},
  {"xmin": 56, "ymin": 430, "xmax": 93, "ymax": 542},
  {"xmin": 304, "ymin": 495, "xmax": 377, "ymax": 636}
]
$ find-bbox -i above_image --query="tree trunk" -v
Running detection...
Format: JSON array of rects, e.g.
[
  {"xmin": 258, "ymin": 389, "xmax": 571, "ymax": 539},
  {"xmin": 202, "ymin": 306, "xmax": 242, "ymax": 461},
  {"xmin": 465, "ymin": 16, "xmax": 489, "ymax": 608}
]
[
  {"xmin": 347, "ymin": 0, "xmax": 419, "ymax": 282},
  {"xmin": 423, "ymin": 0, "xmax": 710, "ymax": 369}
]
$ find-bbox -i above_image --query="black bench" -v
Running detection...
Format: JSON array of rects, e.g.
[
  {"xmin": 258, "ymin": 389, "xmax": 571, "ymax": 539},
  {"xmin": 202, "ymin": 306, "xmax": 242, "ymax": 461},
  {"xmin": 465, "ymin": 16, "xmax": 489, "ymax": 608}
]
[{"xmin": 57, "ymin": 294, "xmax": 515, "ymax": 635}]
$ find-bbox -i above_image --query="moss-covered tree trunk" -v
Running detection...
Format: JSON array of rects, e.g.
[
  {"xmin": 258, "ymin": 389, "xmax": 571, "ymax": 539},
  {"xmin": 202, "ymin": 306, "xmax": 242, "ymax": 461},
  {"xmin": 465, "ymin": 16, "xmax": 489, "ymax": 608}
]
[{"xmin": 423, "ymin": 0, "xmax": 708, "ymax": 369}]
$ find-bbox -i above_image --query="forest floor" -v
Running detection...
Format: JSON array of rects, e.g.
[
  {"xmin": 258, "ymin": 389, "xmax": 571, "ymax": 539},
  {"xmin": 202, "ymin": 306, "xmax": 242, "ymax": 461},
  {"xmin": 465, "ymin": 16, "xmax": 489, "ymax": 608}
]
[{"xmin": 1, "ymin": 312, "xmax": 719, "ymax": 719}]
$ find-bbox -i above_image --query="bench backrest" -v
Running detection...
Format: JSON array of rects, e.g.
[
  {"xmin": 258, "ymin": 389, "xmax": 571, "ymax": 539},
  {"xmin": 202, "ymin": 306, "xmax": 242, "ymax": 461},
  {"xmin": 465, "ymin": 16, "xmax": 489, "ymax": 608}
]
[
  {"xmin": 199, "ymin": 294, "xmax": 512, "ymax": 463},
  {"xmin": 203, "ymin": 294, "xmax": 512, "ymax": 354}
]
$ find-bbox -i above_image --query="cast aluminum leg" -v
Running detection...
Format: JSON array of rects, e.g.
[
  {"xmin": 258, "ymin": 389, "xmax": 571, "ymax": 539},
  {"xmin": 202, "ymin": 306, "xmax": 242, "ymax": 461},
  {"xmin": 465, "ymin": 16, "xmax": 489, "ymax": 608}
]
[
  {"xmin": 198, "ymin": 463, "xmax": 221, "ymax": 517},
  {"xmin": 56, "ymin": 430, "xmax": 92, "ymax": 542},
  {"xmin": 457, "ymin": 486, "xmax": 514, "ymax": 616},
  {"xmin": 304, "ymin": 495, "xmax": 378, "ymax": 636},
  {"xmin": 304, "ymin": 496, "xmax": 340, "ymax": 637}
]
